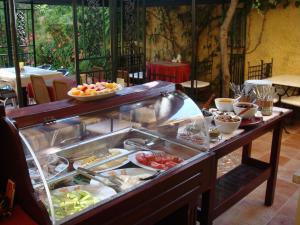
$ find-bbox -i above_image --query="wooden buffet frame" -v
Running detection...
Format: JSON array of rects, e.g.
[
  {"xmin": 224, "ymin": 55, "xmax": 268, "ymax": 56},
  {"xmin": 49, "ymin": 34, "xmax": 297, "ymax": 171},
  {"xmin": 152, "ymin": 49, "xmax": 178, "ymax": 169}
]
[
  {"xmin": 0, "ymin": 81, "xmax": 291, "ymax": 225},
  {"xmin": 0, "ymin": 81, "xmax": 215, "ymax": 225}
]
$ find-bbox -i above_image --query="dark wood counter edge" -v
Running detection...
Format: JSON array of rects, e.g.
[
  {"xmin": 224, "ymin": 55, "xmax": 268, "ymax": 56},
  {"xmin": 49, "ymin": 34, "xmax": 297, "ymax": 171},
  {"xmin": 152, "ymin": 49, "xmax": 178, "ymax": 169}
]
[
  {"xmin": 6, "ymin": 81, "xmax": 176, "ymax": 128},
  {"xmin": 210, "ymin": 109, "xmax": 293, "ymax": 159}
]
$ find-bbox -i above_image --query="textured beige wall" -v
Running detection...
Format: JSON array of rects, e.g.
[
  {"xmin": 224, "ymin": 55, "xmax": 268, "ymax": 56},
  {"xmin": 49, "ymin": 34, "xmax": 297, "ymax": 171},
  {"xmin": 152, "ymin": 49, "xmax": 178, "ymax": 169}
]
[
  {"xmin": 146, "ymin": 6, "xmax": 222, "ymax": 82},
  {"xmin": 146, "ymin": 6, "xmax": 192, "ymax": 62},
  {"xmin": 245, "ymin": 5, "xmax": 300, "ymax": 76}
]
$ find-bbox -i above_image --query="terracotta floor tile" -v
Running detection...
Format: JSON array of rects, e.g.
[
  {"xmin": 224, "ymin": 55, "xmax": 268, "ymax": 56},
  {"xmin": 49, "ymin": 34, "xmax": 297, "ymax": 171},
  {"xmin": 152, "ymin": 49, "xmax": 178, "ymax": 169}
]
[
  {"xmin": 266, "ymin": 190, "xmax": 300, "ymax": 225},
  {"xmin": 259, "ymin": 153, "xmax": 290, "ymax": 166},
  {"xmin": 265, "ymin": 214, "xmax": 295, "ymax": 225},
  {"xmin": 277, "ymin": 159, "xmax": 300, "ymax": 183},
  {"xmin": 280, "ymin": 146, "xmax": 300, "ymax": 161},
  {"xmin": 214, "ymin": 179, "xmax": 299, "ymax": 225}
]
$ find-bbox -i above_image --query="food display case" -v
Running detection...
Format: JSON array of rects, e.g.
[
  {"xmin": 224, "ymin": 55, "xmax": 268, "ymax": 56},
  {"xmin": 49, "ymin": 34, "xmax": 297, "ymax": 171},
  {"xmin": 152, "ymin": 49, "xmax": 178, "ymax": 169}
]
[{"xmin": 0, "ymin": 81, "xmax": 214, "ymax": 225}]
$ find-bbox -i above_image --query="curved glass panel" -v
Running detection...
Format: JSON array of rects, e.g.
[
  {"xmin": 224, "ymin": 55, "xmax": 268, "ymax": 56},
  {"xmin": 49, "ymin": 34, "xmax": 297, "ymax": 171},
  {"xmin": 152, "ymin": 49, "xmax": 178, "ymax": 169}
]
[{"xmin": 18, "ymin": 90, "xmax": 209, "ymax": 224}]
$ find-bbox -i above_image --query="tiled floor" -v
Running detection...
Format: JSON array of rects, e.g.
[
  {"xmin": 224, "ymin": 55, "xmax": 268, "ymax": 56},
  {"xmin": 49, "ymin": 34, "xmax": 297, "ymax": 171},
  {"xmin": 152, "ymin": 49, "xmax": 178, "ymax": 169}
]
[{"xmin": 214, "ymin": 119, "xmax": 300, "ymax": 225}]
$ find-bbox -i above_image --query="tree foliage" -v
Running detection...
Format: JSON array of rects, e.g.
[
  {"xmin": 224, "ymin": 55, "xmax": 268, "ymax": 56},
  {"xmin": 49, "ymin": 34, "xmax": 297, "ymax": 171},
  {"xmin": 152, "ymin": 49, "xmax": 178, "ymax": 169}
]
[{"xmin": 34, "ymin": 5, "xmax": 74, "ymax": 72}]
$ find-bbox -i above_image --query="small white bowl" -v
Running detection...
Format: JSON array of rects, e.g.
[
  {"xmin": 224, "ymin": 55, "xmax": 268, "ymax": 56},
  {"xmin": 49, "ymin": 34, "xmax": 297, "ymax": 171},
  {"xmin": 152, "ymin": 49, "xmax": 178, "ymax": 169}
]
[
  {"xmin": 214, "ymin": 98, "xmax": 235, "ymax": 112},
  {"xmin": 214, "ymin": 115, "xmax": 241, "ymax": 134},
  {"xmin": 233, "ymin": 102, "xmax": 258, "ymax": 119}
]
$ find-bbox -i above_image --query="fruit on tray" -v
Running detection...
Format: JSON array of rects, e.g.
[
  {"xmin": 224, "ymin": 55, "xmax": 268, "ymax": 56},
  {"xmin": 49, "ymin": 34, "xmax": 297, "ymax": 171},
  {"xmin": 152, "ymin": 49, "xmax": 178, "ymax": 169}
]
[
  {"xmin": 136, "ymin": 152, "xmax": 183, "ymax": 170},
  {"xmin": 70, "ymin": 82, "xmax": 120, "ymax": 96}
]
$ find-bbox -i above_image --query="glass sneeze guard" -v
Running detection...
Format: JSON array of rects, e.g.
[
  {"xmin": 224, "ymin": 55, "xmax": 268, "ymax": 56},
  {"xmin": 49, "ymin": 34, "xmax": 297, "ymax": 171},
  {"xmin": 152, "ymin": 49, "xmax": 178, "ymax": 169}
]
[{"xmin": 19, "ymin": 90, "xmax": 209, "ymax": 224}]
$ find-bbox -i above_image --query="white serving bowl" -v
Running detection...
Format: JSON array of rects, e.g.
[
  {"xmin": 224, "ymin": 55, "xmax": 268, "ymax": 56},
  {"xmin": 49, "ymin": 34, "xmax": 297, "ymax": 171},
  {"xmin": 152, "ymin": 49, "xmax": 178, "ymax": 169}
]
[
  {"xmin": 214, "ymin": 115, "xmax": 241, "ymax": 134},
  {"xmin": 233, "ymin": 102, "xmax": 258, "ymax": 119},
  {"xmin": 214, "ymin": 98, "xmax": 235, "ymax": 112}
]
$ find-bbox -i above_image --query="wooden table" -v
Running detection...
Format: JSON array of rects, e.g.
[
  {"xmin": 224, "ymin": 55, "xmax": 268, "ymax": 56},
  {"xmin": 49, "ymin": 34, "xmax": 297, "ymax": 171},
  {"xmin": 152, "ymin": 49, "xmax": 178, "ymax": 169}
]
[
  {"xmin": 198, "ymin": 108, "xmax": 292, "ymax": 225},
  {"xmin": 267, "ymin": 74, "xmax": 300, "ymax": 88},
  {"xmin": 147, "ymin": 61, "xmax": 190, "ymax": 83},
  {"xmin": 266, "ymin": 75, "xmax": 300, "ymax": 105},
  {"xmin": 0, "ymin": 66, "xmax": 63, "ymax": 106}
]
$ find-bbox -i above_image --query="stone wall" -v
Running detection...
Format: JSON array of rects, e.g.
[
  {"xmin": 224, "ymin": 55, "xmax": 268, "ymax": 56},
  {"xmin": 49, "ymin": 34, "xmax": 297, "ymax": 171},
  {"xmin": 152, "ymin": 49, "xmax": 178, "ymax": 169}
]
[{"xmin": 245, "ymin": 5, "xmax": 300, "ymax": 77}]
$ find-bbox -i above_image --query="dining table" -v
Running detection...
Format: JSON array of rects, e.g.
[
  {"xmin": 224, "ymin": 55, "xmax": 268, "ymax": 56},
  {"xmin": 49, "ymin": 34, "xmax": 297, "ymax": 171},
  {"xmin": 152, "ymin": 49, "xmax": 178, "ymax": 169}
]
[
  {"xmin": 0, "ymin": 66, "xmax": 63, "ymax": 88},
  {"xmin": 0, "ymin": 66, "xmax": 63, "ymax": 106},
  {"xmin": 266, "ymin": 75, "xmax": 300, "ymax": 106},
  {"xmin": 146, "ymin": 61, "xmax": 190, "ymax": 83}
]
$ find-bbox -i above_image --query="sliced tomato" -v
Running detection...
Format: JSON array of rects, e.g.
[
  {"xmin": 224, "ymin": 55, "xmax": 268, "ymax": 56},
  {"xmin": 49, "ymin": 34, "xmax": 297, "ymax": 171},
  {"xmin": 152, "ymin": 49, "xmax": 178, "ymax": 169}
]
[
  {"xmin": 172, "ymin": 157, "xmax": 183, "ymax": 163},
  {"xmin": 150, "ymin": 161, "xmax": 166, "ymax": 170},
  {"xmin": 165, "ymin": 161, "xmax": 178, "ymax": 168},
  {"xmin": 144, "ymin": 154, "xmax": 155, "ymax": 161},
  {"xmin": 154, "ymin": 156, "xmax": 163, "ymax": 163},
  {"xmin": 136, "ymin": 153, "xmax": 149, "ymax": 166}
]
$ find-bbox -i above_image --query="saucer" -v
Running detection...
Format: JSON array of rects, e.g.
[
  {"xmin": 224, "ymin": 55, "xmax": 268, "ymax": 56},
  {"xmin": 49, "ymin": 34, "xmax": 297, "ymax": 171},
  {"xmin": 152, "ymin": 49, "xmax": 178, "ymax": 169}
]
[{"xmin": 239, "ymin": 117, "xmax": 263, "ymax": 128}]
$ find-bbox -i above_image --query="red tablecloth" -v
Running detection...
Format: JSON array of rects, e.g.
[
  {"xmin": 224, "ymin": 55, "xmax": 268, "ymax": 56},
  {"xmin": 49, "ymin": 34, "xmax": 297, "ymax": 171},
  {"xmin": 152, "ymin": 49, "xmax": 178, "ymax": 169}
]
[
  {"xmin": 147, "ymin": 61, "xmax": 190, "ymax": 83},
  {"xmin": 0, "ymin": 205, "xmax": 37, "ymax": 225}
]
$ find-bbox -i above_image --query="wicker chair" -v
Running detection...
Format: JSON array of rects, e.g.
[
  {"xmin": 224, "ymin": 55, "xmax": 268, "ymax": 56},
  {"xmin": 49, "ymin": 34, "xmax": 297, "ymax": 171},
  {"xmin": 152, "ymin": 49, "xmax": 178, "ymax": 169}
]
[{"xmin": 30, "ymin": 75, "xmax": 52, "ymax": 104}]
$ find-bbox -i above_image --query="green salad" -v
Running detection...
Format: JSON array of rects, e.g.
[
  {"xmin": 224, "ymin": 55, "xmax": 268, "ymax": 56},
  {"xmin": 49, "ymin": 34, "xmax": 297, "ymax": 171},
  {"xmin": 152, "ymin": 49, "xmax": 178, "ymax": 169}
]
[{"xmin": 51, "ymin": 190, "xmax": 97, "ymax": 220}]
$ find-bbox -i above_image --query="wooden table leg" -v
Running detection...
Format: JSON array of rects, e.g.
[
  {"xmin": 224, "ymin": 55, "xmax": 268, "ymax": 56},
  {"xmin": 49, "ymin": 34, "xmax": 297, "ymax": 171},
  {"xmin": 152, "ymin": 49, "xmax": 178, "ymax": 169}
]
[
  {"xmin": 21, "ymin": 87, "xmax": 28, "ymax": 107},
  {"xmin": 198, "ymin": 158, "xmax": 217, "ymax": 225},
  {"xmin": 265, "ymin": 121, "xmax": 283, "ymax": 206},
  {"xmin": 242, "ymin": 142, "xmax": 252, "ymax": 164}
]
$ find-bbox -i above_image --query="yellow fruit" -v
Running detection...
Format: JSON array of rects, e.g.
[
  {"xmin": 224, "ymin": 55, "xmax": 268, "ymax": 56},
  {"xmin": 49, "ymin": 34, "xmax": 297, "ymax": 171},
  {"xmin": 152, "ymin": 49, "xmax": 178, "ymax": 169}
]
[
  {"xmin": 105, "ymin": 83, "xmax": 114, "ymax": 89},
  {"xmin": 71, "ymin": 89, "xmax": 81, "ymax": 96}
]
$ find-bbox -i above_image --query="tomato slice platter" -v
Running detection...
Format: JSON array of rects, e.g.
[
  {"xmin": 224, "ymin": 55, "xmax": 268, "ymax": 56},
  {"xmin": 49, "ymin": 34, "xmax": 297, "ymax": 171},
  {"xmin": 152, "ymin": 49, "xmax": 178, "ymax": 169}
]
[{"xmin": 129, "ymin": 151, "xmax": 183, "ymax": 171}]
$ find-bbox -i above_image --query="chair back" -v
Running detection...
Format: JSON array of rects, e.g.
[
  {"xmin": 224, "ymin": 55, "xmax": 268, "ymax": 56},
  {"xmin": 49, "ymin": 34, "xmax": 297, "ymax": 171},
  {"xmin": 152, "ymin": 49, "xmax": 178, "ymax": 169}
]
[
  {"xmin": 117, "ymin": 70, "xmax": 129, "ymax": 86},
  {"xmin": 248, "ymin": 59, "xmax": 273, "ymax": 80},
  {"xmin": 30, "ymin": 75, "xmax": 51, "ymax": 104},
  {"xmin": 53, "ymin": 79, "xmax": 72, "ymax": 101},
  {"xmin": 81, "ymin": 66, "xmax": 105, "ymax": 84}
]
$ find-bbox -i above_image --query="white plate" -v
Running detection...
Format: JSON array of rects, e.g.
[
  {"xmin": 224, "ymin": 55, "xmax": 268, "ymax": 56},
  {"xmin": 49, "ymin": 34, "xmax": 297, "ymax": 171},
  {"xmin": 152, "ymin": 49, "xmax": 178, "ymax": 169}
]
[
  {"xmin": 73, "ymin": 148, "xmax": 130, "ymax": 172},
  {"xmin": 67, "ymin": 85, "xmax": 122, "ymax": 102},
  {"xmin": 51, "ymin": 184, "xmax": 116, "ymax": 201},
  {"xmin": 49, "ymin": 184, "xmax": 116, "ymax": 220},
  {"xmin": 90, "ymin": 168, "xmax": 156, "ymax": 190},
  {"xmin": 128, "ymin": 151, "xmax": 165, "ymax": 171},
  {"xmin": 101, "ymin": 168, "xmax": 155, "ymax": 177}
]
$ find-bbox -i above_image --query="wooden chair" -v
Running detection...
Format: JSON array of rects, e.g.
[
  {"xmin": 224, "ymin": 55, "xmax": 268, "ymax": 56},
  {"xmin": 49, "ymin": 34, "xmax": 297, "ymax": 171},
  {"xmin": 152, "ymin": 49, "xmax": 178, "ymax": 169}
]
[
  {"xmin": 53, "ymin": 79, "xmax": 73, "ymax": 101},
  {"xmin": 247, "ymin": 59, "xmax": 273, "ymax": 80},
  {"xmin": 30, "ymin": 75, "xmax": 51, "ymax": 104},
  {"xmin": 117, "ymin": 70, "xmax": 130, "ymax": 87},
  {"xmin": 81, "ymin": 66, "xmax": 105, "ymax": 84},
  {"xmin": 0, "ymin": 82, "xmax": 17, "ymax": 107}
]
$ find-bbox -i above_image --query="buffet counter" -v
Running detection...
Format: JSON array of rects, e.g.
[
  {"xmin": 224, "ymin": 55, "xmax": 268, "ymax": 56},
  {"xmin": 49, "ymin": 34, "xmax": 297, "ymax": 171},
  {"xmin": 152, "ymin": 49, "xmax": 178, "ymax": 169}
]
[
  {"xmin": 0, "ymin": 81, "xmax": 291, "ymax": 225},
  {"xmin": 0, "ymin": 81, "xmax": 213, "ymax": 225}
]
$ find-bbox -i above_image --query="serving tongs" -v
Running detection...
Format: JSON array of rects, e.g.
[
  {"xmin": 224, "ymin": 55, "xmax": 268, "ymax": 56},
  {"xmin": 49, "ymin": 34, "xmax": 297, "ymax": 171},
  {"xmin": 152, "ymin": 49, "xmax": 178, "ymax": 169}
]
[
  {"xmin": 77, "ymin": 167, "xmax": 122, "ymax": 186},
  {"xmin": 125, "ymin": 140, "xmax": 163, "ymax": 157}
]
